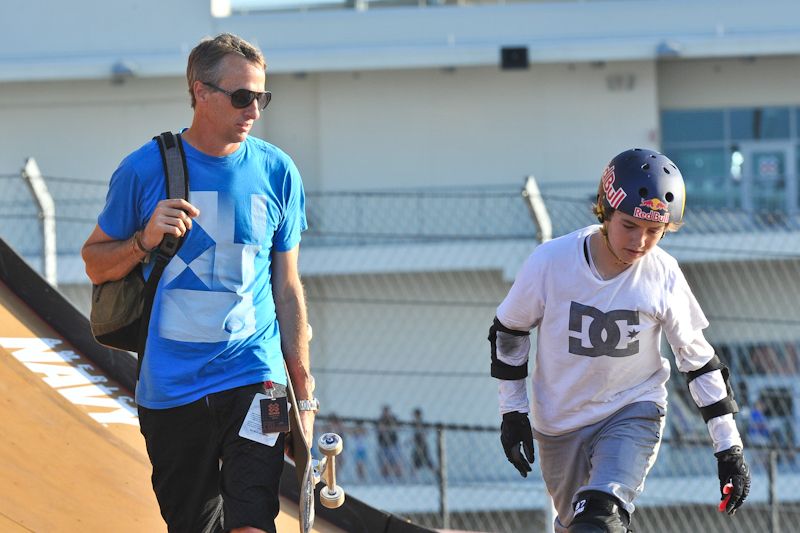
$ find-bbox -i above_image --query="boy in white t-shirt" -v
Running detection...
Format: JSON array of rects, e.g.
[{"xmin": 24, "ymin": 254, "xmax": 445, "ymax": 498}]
[{"xmin": 490, "ymin": 149, "xmax": 751, "ymax": 533}]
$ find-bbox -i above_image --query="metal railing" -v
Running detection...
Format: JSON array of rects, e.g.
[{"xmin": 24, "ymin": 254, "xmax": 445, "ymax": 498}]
[{"xmin": 315, "ymin": 414, "xmax": 800, "ymax": 533}]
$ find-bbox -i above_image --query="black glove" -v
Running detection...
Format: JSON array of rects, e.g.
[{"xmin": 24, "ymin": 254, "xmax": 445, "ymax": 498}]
[
  {"xmin": 715, "ymin": 445, "xmax": 751, "ymax": 515},
  {"xmin": 500, "ymin": 411, "xmax": 535, "ymax": 478}
]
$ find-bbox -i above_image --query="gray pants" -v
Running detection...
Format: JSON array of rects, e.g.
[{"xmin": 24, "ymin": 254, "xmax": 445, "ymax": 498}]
[{"xmin": 532, "ymin": 401, "xmax": 666, "ymax": 532}]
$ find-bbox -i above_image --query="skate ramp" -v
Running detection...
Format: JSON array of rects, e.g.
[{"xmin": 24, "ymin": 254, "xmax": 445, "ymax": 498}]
[
  {"xmin": 0, "ymin": 236, "xmax": 432, "ymax": 533},
  {"xmin": 0, "ymin": 237, "xmax": 345, "ymax": 532},
  {"xmin": 0, "ymin": 293, "xmax": 340, "ymax": 532},
  {"xmin": 0, "ymin": 281, "xmax": 163, "ymax": 531}
]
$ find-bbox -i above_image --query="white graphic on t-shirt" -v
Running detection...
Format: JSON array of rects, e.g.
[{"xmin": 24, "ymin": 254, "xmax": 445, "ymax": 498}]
[
  {"xmin": 157, "ymin": 191, "xmax": 270, "ymax": 343},
  {"xmin": 568, "ymin": 301, "xmax": 639, "ymax": 358}
]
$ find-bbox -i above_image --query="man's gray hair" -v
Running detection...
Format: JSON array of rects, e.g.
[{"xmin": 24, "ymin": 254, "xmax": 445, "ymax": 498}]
[{"xmin": 186, "ymin": 33, "xmax": 266, "ymax": 108}]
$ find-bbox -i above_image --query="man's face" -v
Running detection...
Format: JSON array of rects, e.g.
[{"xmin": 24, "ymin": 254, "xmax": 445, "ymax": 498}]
[
  {"xmin": 606, "ymin": 210, "xmax": 666, "ymax": 263},
  {"xmin": 206, "ymin": 54, "xmax": 266, "ymax": 145}
]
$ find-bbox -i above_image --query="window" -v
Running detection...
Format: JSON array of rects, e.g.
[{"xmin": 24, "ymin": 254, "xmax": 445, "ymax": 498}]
[
  {"xmin": 730, "ymin": 108, "xmax": 791, "ymax": 140},
  {"xmin": 662, "ymin": 106, "xmax": 799, "ymax": 212},
  {"xmin": 662, "ymin": 110, "xmax": 724, "ymax": 143},
  {"xmin": 666, "ymin": 148, "xmax": 729, "ymax": 207}
]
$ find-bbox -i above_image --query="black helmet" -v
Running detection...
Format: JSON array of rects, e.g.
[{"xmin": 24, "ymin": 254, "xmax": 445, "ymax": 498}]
[{"xmin": 597, "ymin": 148, "xmax": 685, "ymax": 225}]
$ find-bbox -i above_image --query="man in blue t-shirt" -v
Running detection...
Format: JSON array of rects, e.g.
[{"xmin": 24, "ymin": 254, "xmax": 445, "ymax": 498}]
[{"xmin": 82, "ymin": 33, "xmax": 314, "ymax": 533}]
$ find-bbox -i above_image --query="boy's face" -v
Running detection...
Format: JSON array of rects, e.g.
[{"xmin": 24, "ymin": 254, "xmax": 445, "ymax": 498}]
[{"xmin": 606, "ymin": 210, "xmax": 666, "ymax": 263}]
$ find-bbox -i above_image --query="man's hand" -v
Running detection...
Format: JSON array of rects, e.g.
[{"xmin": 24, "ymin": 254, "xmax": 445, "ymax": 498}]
[
  {"xmin": 81, "ymin": 198, "xmax": 199, "ymax": 285},
  {"xmin": 284, "ymin": 432, "xmax": 294, "ymax": 460},
  {"xmin": 284, "ymin": 410, "xmax": 315, "ymax": 461},
  {"xmin": 299, "ymin": 410, "xmax": 315, "ymax": 452},
  {"xmin": 715, "ymin": 445, "xmax": 751, "ymax": 515},
  {"xmin": 500, "ymin": 411, "xmax": 535, "ymax": 478},
  {"xmin": 140, "ymin": 198, "xmax": 199, "ymax": 250}
]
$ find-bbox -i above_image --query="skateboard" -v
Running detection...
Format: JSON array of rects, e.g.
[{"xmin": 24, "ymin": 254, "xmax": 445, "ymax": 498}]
[{"xmin": 285, "ymin": 325, "xmax": 345, "ymax": 533}]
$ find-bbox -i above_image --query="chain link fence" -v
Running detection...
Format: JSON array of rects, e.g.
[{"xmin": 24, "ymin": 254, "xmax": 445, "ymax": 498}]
[
  {"xmin": 1, "ymin": 170, "xmax": 799, "ymax": 532},
  {"xmin": 0, "ymin": 171, "xmax": 107, "ymax": 305}
]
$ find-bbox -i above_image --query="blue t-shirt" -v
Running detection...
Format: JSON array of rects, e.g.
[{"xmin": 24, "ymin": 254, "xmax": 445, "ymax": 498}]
[{"xmin": 98, "ymin": 135, "xmax": 307, "ymax": 408}]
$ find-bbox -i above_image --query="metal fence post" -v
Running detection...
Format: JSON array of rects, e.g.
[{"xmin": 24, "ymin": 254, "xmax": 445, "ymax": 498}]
[
  {"xmin": 769, "ymin": 449, "xmax": 779, "ymax": 533},
  {"xmin": 437, "ymin": 425, "xmax": 449, "ymax": 530},
  {"xmin": 22, "ymin": 158, "xmax": 57, "ymax": 287},
  {"xmin": 522, "ymin": 175, "xmax": 552, "ymax": 244}
]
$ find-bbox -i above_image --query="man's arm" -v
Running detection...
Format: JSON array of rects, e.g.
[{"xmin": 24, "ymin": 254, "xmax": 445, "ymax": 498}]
[
  {"xmin": 272, "ymin": 245, "xmax": 313, "ymax": 447},
  {"xmin": 82, "ymin": 198, "xmax": 198, "ymax": 285}
]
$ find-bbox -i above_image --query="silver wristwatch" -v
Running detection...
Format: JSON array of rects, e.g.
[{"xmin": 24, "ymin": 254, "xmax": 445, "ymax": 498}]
[{"xmin": 297, "ymin": 398, "xmax": 320, "ymax": 413}]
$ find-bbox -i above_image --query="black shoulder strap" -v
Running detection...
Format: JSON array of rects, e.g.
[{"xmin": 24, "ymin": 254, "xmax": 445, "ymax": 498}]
[
  {"xmin": 136, "ymin": 132, "xmax": 191, "ymax": 378},
  {"xmin": 153, "ymin": 131, "xmax": 190, "ymax": 259}
]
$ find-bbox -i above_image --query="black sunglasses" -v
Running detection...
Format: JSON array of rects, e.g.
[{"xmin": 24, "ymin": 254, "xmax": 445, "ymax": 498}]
[{"xmin": 202, "ymin": 82, "xmax": 271, "ymax": 110}]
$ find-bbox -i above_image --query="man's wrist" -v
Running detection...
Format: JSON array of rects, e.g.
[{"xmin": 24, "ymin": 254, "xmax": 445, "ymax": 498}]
[
  {"xmin": 296, "ymin": 398, "xmax": 320, "ymax": 413},
  {"xmin": 135, "ymin": 229, "xmax": 158, "ymax": 253},
  {"xmin": 130, "ymin": 231, "xmax": 147, "ymax": 263}
]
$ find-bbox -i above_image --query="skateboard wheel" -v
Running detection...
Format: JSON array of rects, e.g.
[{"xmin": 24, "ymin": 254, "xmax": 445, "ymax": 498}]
[
  {"xmin": 307, "ymin": 323, "xmax": 313, "ymax": 342},
  {"xmin": 320, "ymin": 485, "xmax": 345, "ymax": 508},
  {"xmin": 318, "ymin": 433, "xmax": 343, "ymax": 456}
]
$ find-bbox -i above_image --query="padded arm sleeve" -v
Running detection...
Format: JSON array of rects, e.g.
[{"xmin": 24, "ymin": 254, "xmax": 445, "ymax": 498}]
[
  {"xmin": 489, "ymin": 317, "xmax": 531, "ymax": 380},
  {"xmin": 684, "ymin": 354, "xmax": 739, "ymax": 423},
  {"xmin": 708, "ymin": 414, "xmax": 743, "ymax": 453},
  {"xmin": 675, "ymin": 339, "xmax": 743, "ymax": 451},
  {"xmin": 498, "ymin": 379, "xmax": 530, "ymax": 415}
]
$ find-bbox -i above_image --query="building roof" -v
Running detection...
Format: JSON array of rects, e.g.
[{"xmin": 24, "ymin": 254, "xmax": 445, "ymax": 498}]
[{"xmin": 5, "ymin": 0, "xmax": 800, "ymax": 82}]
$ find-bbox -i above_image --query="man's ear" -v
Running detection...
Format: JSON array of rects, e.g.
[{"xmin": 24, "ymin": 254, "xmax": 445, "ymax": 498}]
[{"xmin": 193, "ymin": 81, "xmax": 209, "ymax": 105}]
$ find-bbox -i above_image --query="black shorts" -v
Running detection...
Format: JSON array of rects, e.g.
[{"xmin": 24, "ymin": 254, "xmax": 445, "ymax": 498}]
[{"xmin": 139, "ymin": 382, "xmax": 286, "ymax": 533}]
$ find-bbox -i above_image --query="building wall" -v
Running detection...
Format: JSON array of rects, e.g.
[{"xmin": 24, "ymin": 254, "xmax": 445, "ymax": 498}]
[
  {"xmin": 8, "ymin": 55, "xmax": 800, "ymax": 195},
  {"xmin": 0, "ymin": 59, "xmax": 658, "ymax": 192},
  {"xmin": 0, "ymin": 76, "xmax": 193, "ymax": 183},
  {"xmin": 260, "ymin": 60, "xmax": 658, "ymax": 190},
  {"xmin": 658, "ymin": 55, "xmax": 800, "ymax": 110},
  {"xmin": 5, "ymin": 56, "xmax": 800, "ymax": 191}
]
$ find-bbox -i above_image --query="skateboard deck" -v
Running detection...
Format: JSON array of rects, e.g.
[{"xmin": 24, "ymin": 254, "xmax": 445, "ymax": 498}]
[
  {"xmin": 285, "ymin": 362, "xmax": 316, "ymax": 533},
  {"xmin": 285, "ymin": 325, "xmax": 345, "ymax": 533}
]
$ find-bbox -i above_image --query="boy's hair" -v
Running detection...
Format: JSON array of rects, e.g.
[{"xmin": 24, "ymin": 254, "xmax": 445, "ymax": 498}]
[
  {"xmin": 186, "ymin": 33, "xmax": 266, "ymax": 108},
  {"xmin": 591, "ymin": 203, "xmax": 683, "ymax": 233}
]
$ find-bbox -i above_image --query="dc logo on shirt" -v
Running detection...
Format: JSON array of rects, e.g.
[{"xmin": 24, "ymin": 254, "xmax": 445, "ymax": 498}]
[
  {"xmin": 568, "ymin": 302, "xmax": 640, "ymax": 358},
  {"xmin": 574, "ymin": 499, "xmax": 587, "ymax": 515}
]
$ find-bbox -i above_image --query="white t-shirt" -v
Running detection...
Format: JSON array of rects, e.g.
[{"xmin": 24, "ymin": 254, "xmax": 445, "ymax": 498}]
[{"xmin": 496, "ymin": 226, "xmax": 740, "ymax": 450}]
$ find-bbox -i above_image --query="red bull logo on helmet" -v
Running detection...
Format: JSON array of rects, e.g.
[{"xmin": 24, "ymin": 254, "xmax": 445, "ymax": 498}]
[
  {"xmin": 633, "ymin": 207, "xmax": 670, "ymax": 223},
  {"xmin": 601, "ymin": 166, "xmax": 627, "ymax": 209},
  {"xmin": 639, "ymin": 198, "xmax": 668, "ymax": 212}
]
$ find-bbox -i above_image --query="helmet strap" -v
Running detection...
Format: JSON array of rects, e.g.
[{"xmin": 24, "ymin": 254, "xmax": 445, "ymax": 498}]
[
  {"xmin": 600, "ymin": 220, "xmax": 631, "ymax": 266},
  {"xmin": 597, "ymin": 195, "xmax": 632, "ymax": 265}
]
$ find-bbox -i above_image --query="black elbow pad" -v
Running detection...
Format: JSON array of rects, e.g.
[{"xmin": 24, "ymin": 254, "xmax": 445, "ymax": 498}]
[
  {"xmin": 489, "ymin": 317, "xmax": 530, "ymax": 380},
  {"xmin": 685, "ymin": 355, "xmax": 739, "ymax": 423}
]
